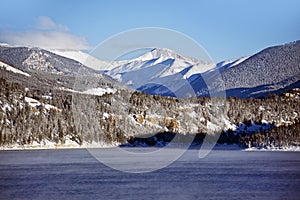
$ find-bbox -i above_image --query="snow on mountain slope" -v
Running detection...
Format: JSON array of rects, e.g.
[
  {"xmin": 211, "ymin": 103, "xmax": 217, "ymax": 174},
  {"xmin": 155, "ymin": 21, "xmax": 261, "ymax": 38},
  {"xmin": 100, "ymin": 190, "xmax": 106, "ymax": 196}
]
[
  {"xmin": 0, "ymin": 46, "xmax": 99, "ymax": 76},
  {"xmin": 184, "ymin": 41, "xmax": 300, "ymax": 98},
  {"xmin": 24, "ymin": 97, "xmax": 61, "ymax": 111},
  {"xmin": 105, "ymin": 48, "xmax": 213, "ymax": 92},
  {"xmin": 216, "ymin": 56, "xmax": 250, "ymax": 71},
  {"xmin": 50, "ymin": 49, "xmax": 127, "ymax": 71},
  {"xmin": 50, "ymin": 50, "xmax": 108, "ymax": 70},
  {"xmin": 47, "ymin": 47, "xmax": 216, "ymax": 96},
  {"xmin": 183, "ymin": 62, "xmax": 215, "ymax": 79},
  {"xmin": 0, "ymin": 61, "xmax": 30, "ymax": 77},
  {"xmin": 47, "ymin": 48, "xmax": 255, "ymax": 98}
]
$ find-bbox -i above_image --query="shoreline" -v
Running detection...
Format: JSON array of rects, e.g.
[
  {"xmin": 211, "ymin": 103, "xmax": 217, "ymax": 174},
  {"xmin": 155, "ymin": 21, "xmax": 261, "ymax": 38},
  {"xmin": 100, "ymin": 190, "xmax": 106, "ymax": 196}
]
[{"xmin": 1, "ymin": 143, "xmax": 299, "ymax": 152}]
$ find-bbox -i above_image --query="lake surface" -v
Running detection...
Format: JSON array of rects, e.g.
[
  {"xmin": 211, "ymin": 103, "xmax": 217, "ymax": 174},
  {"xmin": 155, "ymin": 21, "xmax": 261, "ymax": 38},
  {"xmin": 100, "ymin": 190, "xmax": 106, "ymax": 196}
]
[{"xmin": 0, "ymin": 148, "xmax": 299, "ymax": 200}]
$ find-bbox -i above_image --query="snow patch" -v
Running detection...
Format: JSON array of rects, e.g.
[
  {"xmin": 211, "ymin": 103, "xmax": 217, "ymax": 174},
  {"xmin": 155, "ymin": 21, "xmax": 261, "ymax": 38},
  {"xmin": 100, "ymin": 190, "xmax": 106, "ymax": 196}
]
[
  {"xmin": 206, "ymin": 121, "xmax": 219, "ymax": 132},
  {"xmin": 25, "ymin": 97, "xmax": 41, "ymax": 107},
  {"xmin": 0, "ymin": 61, "xmax": 31, "ymax": 77},
  {"xmin": 223, "ymin": 119, "xmax": 237, "ymax": 131},
  {"xmin": 259, "ymin": 105, "xmax": 265, "ymax": 111},
  {"xmin": 25, "ymin": 97, "xmax": 60, "ymax": 111},
  {"xmin": 2, "ymin": 103, "xmax": 12, "ymax": 112},
  {"xmin": 58, "ymin": 87, "xmax": 116, "ymax": 96},
  {"xmin": 82, "ymin": 87, "xmax": 116, "ymax": 96}
]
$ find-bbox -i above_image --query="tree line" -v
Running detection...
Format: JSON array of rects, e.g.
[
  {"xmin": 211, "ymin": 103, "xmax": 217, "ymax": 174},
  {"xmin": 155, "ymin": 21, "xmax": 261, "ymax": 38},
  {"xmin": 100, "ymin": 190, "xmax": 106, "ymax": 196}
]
[{"xmin": 0, "ymin": 77, "xmax": 299, "ymax": 148}]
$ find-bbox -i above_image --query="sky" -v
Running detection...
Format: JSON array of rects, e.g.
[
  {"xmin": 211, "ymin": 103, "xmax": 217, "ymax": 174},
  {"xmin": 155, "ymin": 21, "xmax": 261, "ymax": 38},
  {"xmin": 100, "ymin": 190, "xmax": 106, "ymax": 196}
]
[{"xmin": 0, "ymin": 0, "xmax": 299, "ymax": 62}]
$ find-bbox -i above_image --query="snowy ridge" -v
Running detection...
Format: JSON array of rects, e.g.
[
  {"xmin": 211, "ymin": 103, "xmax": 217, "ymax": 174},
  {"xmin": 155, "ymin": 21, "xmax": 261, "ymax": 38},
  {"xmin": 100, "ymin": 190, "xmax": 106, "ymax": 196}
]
[
  {"xmin": 104, "ymin": 48, "xmax": 214, "ymax": 93},
  {"xmin": 91, "ymin": 48, "xmax": 254, "ymax": 97},
  {"xmin": 1, "ymin": 41, "xmax": 298, "ymax": 98},
  {"xmin": 216, "ymin": 56, "xmax": 250, "ymax": 70},
  {"xmin": 0, "ymin": 61, "xmax": 30, "ymax": 77},
  {"xmin": 131, "ymin": 48, "xmax": 199, "ymax": 63},
  {"xmin": 184, "ymin": 62, "xmax": 215, "ymax": 79},
  {"xmin": 50, "ymin": 49, "xmax": 116, "ymax": 71}
]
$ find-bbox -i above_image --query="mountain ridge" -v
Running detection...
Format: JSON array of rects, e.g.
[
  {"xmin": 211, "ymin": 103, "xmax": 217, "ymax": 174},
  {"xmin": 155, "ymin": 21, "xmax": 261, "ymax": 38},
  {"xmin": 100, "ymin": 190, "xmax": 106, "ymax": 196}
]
[
  {"xmin": 177, "ymin": 40, "xmax": 300, "ymax": 98},
  {"xmin": 1, "ymin": 40, "xmax": 299, "ymax": 98},
  {"xmin": 0, "ymin": 42, "xmax": 299, "ymax": 150},
  {"xmin": 0, "ymin": 45, "xmax": 125, "ymax": 94}
]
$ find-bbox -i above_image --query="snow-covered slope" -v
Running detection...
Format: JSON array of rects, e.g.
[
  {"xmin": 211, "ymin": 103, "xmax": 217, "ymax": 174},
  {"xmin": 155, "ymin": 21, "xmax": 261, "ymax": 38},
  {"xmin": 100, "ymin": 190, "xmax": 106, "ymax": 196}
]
[
  {"xmin": 214, "ymin": 56, "xmax": 250, "ymax": 71},
  {"xmin": 0, "ymin": 46, "xmax": 124, "ymax": 93},
  {"xmin": 184, "ymin": 41, "xmax": 300, "ymax": 98},
  {"xmin": 50, "ymin": 49, "xmax": 117, "ymax": 71},
  {"xmin": 109, "ymin": 48, "xmax": 254, "ymax": 97},
  {"xmin": 3, "ymin": 41, "xmax": 298, "ymax": 99},
  {"xmin": 0, "ymin": 46, "xmax": 96, "ymax": 76},
  {"xmin": 105, "ymin": 48, "xmax": 213, "ymax": 94},
  {"xmin": 48, "ymin": 44, "xmax": 300, "ymax": 99},
  {"xmin": 0, "ymin": 61, "xmax": 31, "ymax": 77},
  {"xmin": 55, "ymin": 48, "xmax": 253, "ymax": 97}
]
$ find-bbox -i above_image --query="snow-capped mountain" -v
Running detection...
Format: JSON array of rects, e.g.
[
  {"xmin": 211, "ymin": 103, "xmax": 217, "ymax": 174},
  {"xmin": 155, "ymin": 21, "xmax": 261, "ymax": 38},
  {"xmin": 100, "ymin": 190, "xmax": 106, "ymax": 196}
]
[
  {"xmin": 107, "ymin": 41, "xmax": 299, "ymax": 98},
  {"xmin": 183, "ymin": 41, "xmax": 300, "ymax": 98},
  {"xmin": 49, "ymin": 49, "xmax": 118, "ymax": 71},
  {"xmin": 0, "ymin": 46, "xmax": 96, "ymax": 76},
  {"xmin": 113, "ymin": 48, "xmax": 252, "ymax": 97},
  {"xmin": 43, "ymin": 47, "xmax": 215, "ymax": 96},
  {"xmin": 1, "ymin": 42, "xmax": 299, "ymax": 150},
  {"xmin": 104, "ymin": 48, "xmax": 214, "ymax": 95},
  {"xmin": 1, "ymin": 41, "xmax": 299, "ymax": 99},
  {"xmin": 0, "ymin": 45, "xmax": 123, "ymax": 92}
]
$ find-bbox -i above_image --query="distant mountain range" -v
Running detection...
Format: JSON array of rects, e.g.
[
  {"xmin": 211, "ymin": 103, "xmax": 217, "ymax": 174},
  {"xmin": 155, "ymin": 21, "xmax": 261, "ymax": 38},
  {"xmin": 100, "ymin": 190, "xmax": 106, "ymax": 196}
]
[
  {"xmin": 0, "ymin": 41, "xmax": 299, "ymax": 149},
  {"xmin": 0, "ymin": 41, "xmax": 299, "ymax": 98},
  {"xmin": 49, "ymin": 41, "xmax": 300, "ymax": 98},
  {"xmin": 186, "ymin": 41, "xmax": 300, "ymax": 98},
  {"xmin": 0, "ymin": 45, "xmax": 122, "ymax": 92}
]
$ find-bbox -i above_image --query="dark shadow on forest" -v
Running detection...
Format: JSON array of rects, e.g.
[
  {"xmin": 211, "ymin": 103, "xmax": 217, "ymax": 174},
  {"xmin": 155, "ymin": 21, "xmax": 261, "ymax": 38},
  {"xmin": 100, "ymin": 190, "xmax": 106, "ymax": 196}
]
[{"xmin": 119, "ymin": 120, "xmax": 300, "ymax": 149}]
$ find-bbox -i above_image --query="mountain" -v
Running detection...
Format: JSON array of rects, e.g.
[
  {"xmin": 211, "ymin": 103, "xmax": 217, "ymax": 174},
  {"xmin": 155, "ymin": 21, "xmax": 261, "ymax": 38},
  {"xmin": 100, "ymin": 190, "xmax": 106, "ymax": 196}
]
[
  {"xmin": 1, "ymin": 41, "xmax": 299, "ymax": 99},
  {"xmin": 49, "ymin": 49, "xmax": 119, "ymax": 71},
  {"xmin": 0, "ymin": 43, "xmax": 299, "ymax": 150},
  {"xmin": 139, "ymin": 54, "xmax": 252, "ymax": 97},
  {"xmin": 0, "ymin": 46, "xmax": 95, "ymax": 76},
  {"xmin": 0, "ymin": 45, "xmax": 122, "ymax": 92},
  {"xmin": 184, "ymin": 41, "xmax": 300, "ymax": 98},
  {"xmin": 104, "ymin": 48, "xmax": 214, "ymax": 95},
  {"xmin": 100, "ymin": 41, "xmax": 299, "ymax": 98}
]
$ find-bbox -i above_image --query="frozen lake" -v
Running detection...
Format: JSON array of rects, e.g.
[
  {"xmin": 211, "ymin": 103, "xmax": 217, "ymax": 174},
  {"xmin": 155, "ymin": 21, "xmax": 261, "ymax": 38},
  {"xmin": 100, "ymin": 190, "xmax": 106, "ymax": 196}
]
[{"xmin": 0, "ymin": 148, "xmax": 299, "ymax": 200}]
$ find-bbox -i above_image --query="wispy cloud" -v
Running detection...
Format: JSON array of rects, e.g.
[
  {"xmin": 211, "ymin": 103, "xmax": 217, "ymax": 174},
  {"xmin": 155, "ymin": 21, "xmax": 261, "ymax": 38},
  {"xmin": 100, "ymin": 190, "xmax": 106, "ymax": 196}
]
[
  {"xmin": 0, "ymin": 31, "xmax": 89, "ymax": 50},
  {"xmin": 0, "ymin": 16, "xmax": 89, "ymax": 50},
  {"xmin": 35, "ymin": 16, "xmax": 69, "ymax": 32}
]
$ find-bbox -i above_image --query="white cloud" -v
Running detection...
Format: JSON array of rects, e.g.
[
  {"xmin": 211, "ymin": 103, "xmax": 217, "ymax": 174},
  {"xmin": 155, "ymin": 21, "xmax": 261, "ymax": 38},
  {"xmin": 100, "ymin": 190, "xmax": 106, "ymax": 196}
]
[
  {"xmin": 0, "ymin": 16, "xmax": 90, "ymax": 50},
  {"xmin": 35, "ymin": 16, "xmax": 68, "ymax": 32},
  {"xmin": 0, "ymin": 31, "xmax": 89, "ymax": 50}
]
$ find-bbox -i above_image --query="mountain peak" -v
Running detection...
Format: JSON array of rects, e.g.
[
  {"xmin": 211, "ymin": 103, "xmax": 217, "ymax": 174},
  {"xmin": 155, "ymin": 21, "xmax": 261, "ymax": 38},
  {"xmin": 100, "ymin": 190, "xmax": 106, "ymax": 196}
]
[
  {"xmin": 150, "ymin": 48, "xmax": 176, "ymax": 58},
  {"xmin": 137, "ymin": 47, "xmax": 199, "ymax": 64}
]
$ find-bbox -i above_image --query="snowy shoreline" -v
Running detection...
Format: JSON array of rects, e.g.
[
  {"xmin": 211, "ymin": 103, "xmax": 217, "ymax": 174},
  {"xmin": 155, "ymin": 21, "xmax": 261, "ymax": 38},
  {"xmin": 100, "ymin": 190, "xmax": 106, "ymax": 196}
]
[
  {"xmin": 0, "ymin": 140, "xmax": 120, "ymax": 151},
  {"xmin": 1, "ymin": 143, "xmax": 299, "ymax": 152},
  {"xmin": 212, "ymin": 143, "xmax": 300, "ymax": 152},
  {"xmin": 243, "ymin": 146, "xmax": 300, "ymax": 152}
]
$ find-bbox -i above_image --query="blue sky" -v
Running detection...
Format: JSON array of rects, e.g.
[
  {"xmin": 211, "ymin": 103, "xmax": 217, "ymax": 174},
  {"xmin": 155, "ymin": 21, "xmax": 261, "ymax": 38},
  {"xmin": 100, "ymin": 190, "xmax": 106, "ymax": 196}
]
[{"xmin": 0, "ymin": 0, "xmax": 299, "ymax": 62}]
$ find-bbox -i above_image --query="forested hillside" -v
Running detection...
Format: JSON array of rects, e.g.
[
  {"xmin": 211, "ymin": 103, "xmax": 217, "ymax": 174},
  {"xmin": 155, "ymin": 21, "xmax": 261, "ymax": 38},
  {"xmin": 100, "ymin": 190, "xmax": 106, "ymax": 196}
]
[{"xmin": 1, "ymin": 77, "xmax": 299, "ymax": 149}]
